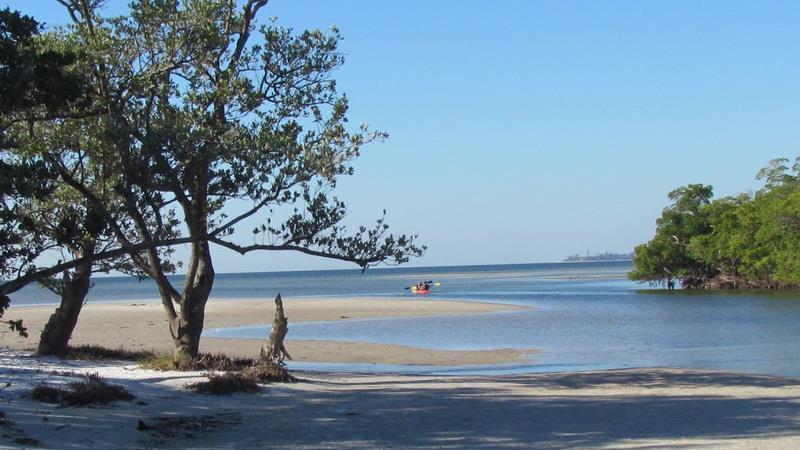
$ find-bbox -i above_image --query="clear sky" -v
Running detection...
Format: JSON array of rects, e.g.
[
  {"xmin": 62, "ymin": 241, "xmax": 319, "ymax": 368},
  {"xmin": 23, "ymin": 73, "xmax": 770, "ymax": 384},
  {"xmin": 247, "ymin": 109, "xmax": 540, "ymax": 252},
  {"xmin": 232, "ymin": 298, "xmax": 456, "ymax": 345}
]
[{"xmin": 5, "ymin": 0, "xmax": 798, "ymax": 272}]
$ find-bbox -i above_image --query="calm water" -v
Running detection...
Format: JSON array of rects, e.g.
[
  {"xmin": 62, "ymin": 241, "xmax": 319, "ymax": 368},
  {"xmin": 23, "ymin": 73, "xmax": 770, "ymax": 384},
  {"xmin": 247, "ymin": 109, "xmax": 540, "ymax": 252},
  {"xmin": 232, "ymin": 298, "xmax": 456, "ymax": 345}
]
[{"xmin": 12, "ymin": 261, "xmax": 800, "ymax": 377}]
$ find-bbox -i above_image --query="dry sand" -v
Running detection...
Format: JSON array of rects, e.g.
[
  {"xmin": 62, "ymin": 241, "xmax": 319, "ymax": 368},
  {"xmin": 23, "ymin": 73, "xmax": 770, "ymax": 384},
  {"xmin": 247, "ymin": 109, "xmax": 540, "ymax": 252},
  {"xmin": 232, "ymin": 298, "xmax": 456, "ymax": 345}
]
[
  {"xmin": 2, "ymin": 297, "xmax": 533, "ymax": 366},
  {"xmin": 1, "ymin": 353, "xmax": 800, "ymax": 449}
]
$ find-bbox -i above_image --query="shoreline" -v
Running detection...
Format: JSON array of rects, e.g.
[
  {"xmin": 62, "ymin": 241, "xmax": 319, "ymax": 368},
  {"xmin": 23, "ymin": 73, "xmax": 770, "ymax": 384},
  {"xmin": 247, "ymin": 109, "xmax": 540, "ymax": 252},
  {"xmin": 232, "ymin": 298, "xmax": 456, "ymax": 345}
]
[
  {"xmin": 4, "ymin": 295, "xmax": 800, "ymax": 448},
  {"xmin": 2, "ymin": 297, "xmax": 534, "ymax": 367}
]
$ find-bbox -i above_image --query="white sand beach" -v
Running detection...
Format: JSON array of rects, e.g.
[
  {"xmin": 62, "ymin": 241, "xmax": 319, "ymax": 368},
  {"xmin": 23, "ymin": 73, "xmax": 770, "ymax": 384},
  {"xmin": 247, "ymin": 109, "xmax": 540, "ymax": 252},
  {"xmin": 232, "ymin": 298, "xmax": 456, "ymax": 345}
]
[
  {"xmin": 2, "ymin": 297, "xmax": 800, "ymax": 448},
  {"xmin": 1, "ymin": 353, "xmax": 800, "ymax": 449}
]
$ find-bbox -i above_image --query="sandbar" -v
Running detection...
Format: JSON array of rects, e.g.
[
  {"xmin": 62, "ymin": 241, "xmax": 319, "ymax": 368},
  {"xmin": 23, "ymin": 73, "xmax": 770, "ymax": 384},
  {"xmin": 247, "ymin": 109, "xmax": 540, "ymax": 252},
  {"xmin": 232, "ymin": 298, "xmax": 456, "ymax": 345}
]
[{"xmin": 2, "ymin": 297, "xmax": 532, "ymax": 366}]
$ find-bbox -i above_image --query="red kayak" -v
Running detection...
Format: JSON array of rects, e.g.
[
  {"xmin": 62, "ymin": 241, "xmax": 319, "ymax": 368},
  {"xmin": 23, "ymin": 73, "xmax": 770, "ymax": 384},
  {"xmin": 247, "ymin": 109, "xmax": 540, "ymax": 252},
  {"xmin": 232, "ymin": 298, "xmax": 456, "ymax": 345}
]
[{"xmin": 410, "ymin": 286, "xmax": 430, "ymax": 294}]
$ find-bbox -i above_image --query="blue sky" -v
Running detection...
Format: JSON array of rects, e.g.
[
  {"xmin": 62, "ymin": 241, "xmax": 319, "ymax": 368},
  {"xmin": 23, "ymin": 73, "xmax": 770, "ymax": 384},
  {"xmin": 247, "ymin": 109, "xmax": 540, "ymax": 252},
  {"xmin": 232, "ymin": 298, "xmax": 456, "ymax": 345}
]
[{"xmin": 5, "ymin": 0, "xmax": 797, "ymax": 272}]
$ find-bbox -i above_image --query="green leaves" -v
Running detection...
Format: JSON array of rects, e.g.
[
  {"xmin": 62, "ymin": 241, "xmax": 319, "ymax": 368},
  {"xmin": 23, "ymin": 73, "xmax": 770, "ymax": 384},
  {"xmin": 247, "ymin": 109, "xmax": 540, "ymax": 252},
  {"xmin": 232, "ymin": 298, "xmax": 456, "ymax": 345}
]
[
  {"xmin": 3, "ymin": 0, "xmax": 423, "ymax": 316},
  {"xmin": 0, "ymin": 8, "xmax": 85, "ymax": 120},
  {"xmin": 631, "ymin": 156, "xmax": 800, "ymax": 289}
]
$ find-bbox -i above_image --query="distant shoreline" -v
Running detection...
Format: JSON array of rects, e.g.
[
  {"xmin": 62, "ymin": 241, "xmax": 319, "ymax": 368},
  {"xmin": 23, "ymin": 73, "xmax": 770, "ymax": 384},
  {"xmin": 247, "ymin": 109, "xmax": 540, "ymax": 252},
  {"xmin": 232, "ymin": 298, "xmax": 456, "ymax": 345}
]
[
  {"xmin": 563, "ymin": 253, "xmax": 633, "ymax": 263},
  {"xmin": 70, "ymin": 259, "xmax": 635, "ymax": 279},
  {"xmin": 563, "ymin": 258, "xmax": 633, "ymax": 263}
]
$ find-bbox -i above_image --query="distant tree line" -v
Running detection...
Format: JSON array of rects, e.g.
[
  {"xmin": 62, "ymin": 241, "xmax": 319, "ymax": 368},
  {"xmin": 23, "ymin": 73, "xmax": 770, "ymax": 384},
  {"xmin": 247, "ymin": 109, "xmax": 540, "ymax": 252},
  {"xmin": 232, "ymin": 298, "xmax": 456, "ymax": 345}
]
[
  {"xmin": 564, "ymin": 252, "xmax": 633, "ymax": 262},
  {"xmin": 629, "ymin": 157, "xmax": 800, "ymax": 289}
]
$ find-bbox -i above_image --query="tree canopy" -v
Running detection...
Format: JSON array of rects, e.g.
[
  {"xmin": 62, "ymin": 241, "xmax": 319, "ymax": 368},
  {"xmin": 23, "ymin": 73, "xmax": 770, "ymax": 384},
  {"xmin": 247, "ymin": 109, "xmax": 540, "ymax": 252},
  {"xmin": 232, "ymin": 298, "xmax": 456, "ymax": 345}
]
[
  {"xmin": 629, "ymin": 157, "xmax": 800, "ymax": 289},
  {"xmin": 2, "ymin": 0, "xmax": 424, "ymax": 363},
  {"xmin": 0, "ymin": 7, "xmax": 90, "ymax": 336}
]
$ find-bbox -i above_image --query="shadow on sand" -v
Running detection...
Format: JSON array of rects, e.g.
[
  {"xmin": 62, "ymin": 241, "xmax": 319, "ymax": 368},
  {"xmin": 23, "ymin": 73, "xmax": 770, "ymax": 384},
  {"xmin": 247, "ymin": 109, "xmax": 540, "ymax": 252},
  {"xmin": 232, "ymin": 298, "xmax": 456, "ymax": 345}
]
[
  {"xmin": 4, "ymin": 364, "xmax": 800, "ymax": 448},
  {"xmin": 250, "ymin": 369, "xmax": 800, "ymax": 448}
]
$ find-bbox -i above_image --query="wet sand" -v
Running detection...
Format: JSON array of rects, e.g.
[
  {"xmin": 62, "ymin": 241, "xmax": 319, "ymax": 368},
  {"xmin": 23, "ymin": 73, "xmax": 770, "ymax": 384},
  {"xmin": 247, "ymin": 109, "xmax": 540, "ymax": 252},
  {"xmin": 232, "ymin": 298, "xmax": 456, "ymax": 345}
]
[{"xmin": 2, "ymin": 297, "xmax": 532, "ymax": 365}]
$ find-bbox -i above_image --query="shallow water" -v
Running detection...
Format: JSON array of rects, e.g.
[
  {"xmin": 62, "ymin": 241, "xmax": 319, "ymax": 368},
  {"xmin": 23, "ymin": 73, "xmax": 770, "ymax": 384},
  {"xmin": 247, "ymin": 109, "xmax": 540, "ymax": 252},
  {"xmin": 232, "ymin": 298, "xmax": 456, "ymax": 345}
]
[
  {"xmin": 204, "ymin": 262, "xmax": 800, "ymax": 377},
  {"xmin": 13, "ymin": 261, "xmax": 800, "ymax": 377}
]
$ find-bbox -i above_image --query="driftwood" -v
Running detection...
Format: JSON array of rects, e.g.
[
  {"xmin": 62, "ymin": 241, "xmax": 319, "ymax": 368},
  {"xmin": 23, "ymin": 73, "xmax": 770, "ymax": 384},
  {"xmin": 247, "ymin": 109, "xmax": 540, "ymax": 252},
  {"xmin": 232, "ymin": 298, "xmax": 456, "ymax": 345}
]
[{"xmin": 261, "ymin": 293, "xmax": 292, "ymax": 364}]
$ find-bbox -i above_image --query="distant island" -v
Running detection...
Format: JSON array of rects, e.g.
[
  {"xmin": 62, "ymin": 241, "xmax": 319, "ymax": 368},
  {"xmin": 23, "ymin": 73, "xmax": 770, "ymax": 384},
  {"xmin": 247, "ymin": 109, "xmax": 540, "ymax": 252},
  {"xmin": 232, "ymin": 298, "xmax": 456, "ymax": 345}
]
[
  {"xmin": 564, "ymin": 252, "xmax": 633, "ymax": 262},
  {"xmin": 629, "ymin": 157, "xmax": 800, "ymax": 290}
]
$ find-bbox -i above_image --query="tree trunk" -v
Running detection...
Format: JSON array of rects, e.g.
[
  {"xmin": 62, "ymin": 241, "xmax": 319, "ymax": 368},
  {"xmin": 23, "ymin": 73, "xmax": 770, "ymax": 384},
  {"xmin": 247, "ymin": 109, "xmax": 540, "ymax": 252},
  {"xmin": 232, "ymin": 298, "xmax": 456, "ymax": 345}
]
[
  {"xmin": 171, "ymin": 292, "xmax": 208, "ymax": 367},
  {"xmin": 168, "ymin": 240, "xmax": 215, "ymax": 367},
  {"xmin": 261, "ymin": 293, "xmax": 291, "ymax": 363},
  {"xmin": 37, "ymin": 259, "xmax": 93, "ymax": 357}
]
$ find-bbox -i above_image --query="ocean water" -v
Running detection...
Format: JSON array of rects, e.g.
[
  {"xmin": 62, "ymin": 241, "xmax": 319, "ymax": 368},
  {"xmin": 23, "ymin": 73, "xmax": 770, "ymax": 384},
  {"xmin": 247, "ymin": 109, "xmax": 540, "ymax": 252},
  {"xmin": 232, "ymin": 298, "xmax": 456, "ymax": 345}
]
[
  {"xmin": 10, "ymin": 260, "xmax": 632, "ymax": 305},
  {"xmin": 12, "ymin": 261, "xmax": 800, "ymax": 377}
]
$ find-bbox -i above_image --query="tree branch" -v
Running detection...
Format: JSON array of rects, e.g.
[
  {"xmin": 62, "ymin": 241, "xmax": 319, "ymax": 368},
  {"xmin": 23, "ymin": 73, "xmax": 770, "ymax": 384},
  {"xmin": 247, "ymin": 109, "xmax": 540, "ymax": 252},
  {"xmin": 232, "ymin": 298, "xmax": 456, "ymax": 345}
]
[
  {"xmin": 0, "ymin": 236, "xmax": 197, "ymax": 298},
  {"xmin": 208, "ymin": 236, "xmax": 393, "ymax": 269}
]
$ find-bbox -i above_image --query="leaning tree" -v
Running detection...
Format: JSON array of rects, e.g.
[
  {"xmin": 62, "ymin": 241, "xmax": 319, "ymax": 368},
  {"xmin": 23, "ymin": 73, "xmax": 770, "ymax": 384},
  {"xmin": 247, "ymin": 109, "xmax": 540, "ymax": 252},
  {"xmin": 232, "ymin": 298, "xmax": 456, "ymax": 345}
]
[
  {"xmin": 1, "ymin": 7, "xmax": 185, "ymax": 354},
  {"xmin": 53, "ymin": 0, "xmax": 424, "ymax": 365},
  {"xmin": 0, "ymin": 7, "xmax": 88, "ymax": 336},
  {"xmin": 16, "ymin": 115, "xmax": 182, "ymax": 356}
]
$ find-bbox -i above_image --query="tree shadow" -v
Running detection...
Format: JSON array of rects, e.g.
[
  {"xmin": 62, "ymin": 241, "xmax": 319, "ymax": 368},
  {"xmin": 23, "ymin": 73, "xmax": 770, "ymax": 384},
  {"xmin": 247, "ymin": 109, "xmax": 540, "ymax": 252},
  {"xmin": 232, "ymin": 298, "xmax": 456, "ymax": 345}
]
[
  {"xmin": 260, "ymin": 371, "xmax": 800, "ymax": 448},
  {"xmin": 4, "ymin": 360, "xmax": 800, "ymax": 448},
  {"xmin": 498, "ymin": 368, "xmax": 800, "ymax": 389},
  {"xmin": 331, "ymin": 368, "xmax": 800, "ymax": 389}
]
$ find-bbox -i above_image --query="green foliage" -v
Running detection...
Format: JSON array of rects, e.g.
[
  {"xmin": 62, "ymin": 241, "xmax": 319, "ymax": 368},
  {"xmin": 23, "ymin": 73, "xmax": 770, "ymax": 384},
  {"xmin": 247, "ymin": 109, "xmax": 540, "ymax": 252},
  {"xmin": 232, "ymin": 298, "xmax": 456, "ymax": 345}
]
[
  {"xmin": 630, "ymin": 157, "xmax": 800, "ymax": 289},
  {"xmin": 0, "ymin": 8, "xmax": 88, "ymax": 335},
  {"xmin": 2, "ymin": 1, "xmax": 424, "ymax": 362},
  {"xmin": 1, "ymin": 7, "xmax": 169, "ymax": 347},
  {"xmin": 5, "ymin": 319, "xmax": 27, "ymax": 337},
  {"xmin": 628, "ymin": 184, "xmax": 713, "ymax": 287},
  {"xmin": 63, "ymin": 0, "xmax": 425, "ymax": 269},
  {"xmin": 0, "ymin": 8, "xmax": 85, "ymax": 122}
]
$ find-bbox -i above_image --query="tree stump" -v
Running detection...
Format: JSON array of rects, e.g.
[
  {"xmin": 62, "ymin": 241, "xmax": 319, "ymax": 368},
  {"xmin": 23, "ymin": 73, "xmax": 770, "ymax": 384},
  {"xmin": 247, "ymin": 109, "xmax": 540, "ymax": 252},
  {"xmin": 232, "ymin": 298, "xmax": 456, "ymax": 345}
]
[{"xmin": 261, "ymin": 293, "xmax": 292, "ymax": 364}]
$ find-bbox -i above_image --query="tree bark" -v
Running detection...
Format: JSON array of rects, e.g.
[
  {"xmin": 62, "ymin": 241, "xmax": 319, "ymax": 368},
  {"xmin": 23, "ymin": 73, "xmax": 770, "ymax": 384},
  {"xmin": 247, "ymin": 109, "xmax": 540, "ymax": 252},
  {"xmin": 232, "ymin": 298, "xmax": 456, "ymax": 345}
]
[
  {"xmin": 261, "ymin": 293, "xmax": 291, "ymax": 363},
  {"xmin": 37, "ymin": 255, "xmax": 93, "ymax": 357},
  {"xmin": 166, "ymin": 239, "xmax": 215, "ymax": 366}
]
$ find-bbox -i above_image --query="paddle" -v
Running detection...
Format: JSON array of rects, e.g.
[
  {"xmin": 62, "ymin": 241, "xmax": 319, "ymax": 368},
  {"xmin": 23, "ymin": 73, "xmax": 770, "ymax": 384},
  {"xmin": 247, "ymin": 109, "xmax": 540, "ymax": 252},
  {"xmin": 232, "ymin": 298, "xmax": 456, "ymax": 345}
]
[{"xmin": 404, "ymin": 281, "xmax": 441, "ymax": 290}]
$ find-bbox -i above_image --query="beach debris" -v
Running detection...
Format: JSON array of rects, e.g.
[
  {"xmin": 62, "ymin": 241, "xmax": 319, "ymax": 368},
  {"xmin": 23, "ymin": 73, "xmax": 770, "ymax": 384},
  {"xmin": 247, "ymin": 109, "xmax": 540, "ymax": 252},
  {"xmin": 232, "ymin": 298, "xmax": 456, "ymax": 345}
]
[
  {"xmin": 260, "ymin": 293, "xmax": 292, "ymax": 364},
  {"xmin": 31, "ymin": 372, "xmax": 134, "ymax": 406},
  {"xmin": 186, "ymin": 372, "xmax": 261, "ymax": 395},
  {"xmin": 242, "ymin": 361, "xmax": 295, "ymax": 383},
  {"xmin": 136, "ymin": 412, "xmax": 241, "ymax": 442}
]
